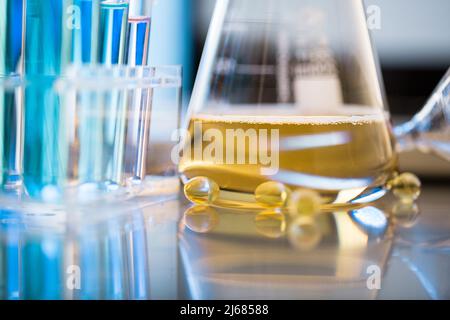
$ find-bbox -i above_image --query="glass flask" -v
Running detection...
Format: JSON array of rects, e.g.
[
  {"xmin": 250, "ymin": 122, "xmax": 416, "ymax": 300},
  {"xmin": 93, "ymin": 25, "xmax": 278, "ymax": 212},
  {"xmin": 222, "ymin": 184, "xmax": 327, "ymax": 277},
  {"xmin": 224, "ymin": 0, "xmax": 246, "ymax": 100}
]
[
  {"xmin": 180, "ymin": 0, "xmax": 396, "ymax": 207},
  {"xmin": 394, "ymin": 67, "xmax": 450, "ymax": 161}
]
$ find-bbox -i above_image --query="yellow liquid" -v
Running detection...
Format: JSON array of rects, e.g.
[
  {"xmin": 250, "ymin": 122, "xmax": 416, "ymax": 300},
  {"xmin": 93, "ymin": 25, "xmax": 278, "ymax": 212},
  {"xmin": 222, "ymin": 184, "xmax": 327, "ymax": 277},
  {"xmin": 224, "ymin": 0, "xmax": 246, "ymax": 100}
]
[{"xmin": 179, "ymin": 111, "xmax": 397, "ymax": 204}]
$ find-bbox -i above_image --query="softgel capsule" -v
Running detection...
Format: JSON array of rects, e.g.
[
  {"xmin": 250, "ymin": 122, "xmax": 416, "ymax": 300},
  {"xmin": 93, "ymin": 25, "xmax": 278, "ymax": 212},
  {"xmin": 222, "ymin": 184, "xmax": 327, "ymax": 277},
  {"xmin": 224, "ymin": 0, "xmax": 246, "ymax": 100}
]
[
  {"xmin": 254, "ymin": 181, "xmax": 291, "ymax": 208},
  {"xmin": 184, "ymin": 177, "xmax": 220, "ymax": 205}
]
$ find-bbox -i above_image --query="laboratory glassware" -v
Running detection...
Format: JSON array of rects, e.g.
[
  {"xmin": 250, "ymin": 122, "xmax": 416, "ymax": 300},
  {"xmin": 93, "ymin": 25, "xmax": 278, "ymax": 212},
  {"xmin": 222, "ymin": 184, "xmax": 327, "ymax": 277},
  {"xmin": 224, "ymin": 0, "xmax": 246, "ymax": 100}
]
[
  {"xmin": 0, "ymin": 65, "xmax": 182, "ymax": 200},
  {"xmin": 181, "ymin": 0, "xmax": 396, "ymax": 207}
]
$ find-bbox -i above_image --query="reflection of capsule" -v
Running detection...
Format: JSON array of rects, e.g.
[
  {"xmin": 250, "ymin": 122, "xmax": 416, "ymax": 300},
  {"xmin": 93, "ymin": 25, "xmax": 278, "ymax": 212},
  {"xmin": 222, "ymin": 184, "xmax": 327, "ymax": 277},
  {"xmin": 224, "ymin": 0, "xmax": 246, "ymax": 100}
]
[
  {"xmin": 392, "ymin": 201, "xmax": 420, "ymax": 228},
  {"xmin": 288, "ymin": 216, "xmax": 322, "ymax": 251},
  {"xmin": 183, "ymin": 205, "xmax": 220, "ymax": 234},
  {"xmin": 254, "ymin": 210, "xmax": 286, "ymax": 239}
]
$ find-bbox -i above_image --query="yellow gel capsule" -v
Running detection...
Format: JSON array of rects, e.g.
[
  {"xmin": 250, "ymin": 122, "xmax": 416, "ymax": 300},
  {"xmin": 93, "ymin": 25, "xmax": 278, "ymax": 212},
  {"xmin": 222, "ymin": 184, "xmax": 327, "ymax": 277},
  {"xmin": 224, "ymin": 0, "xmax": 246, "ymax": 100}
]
[
  {"xmin": 288, "ymin": 216, "xmax": 322, "ymax": 251},
  {"xmin": 288, "ymin": 189, "xmax": 321, "ymax": 217},
  {"xmin": 183, "ymin": 205, "xmax": 220, "ymax": 233},
  {"xmin": 184, "ymin": 176, "xmax": 220, "ymax": 205},
  {"xmin": 255, "ymin": 181, "xmax": 290, "ymax": 207},
  {"xmin": 389, "ymin": 172, "xmax": 421, "ymax": 202},
  {"xmin": 392, "ymin": 201, "xmax": 420, "ymax": 228},
  {"xmin": 254, "ymin": 210, "xmax": 286, "ymax": 239}
]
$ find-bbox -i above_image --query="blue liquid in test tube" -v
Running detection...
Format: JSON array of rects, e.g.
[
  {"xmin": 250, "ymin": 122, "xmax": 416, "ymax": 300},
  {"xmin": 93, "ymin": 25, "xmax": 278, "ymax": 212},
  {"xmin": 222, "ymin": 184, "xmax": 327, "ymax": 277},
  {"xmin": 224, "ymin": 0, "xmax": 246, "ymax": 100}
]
[
  {"xmin": 0, "ymin": 0, "xmax": 24, "ymax": 75},
  {"xmin": 98, "ymin": 1, "xmax": 129, "ymax": 65},
  {"xmin": 0, "ymin": 0, "xmax": 24, "ymax": 189},
  {"xmin": 125, "ymin": 16, "xmax": 151, "ymax": 66},
  {"xmin": 23, "ymin": 0, "xmax": 103, "ymax": 197},
  {"xmin": 71, "ymin": 0, "xmax": 102, "ymax": 64}
]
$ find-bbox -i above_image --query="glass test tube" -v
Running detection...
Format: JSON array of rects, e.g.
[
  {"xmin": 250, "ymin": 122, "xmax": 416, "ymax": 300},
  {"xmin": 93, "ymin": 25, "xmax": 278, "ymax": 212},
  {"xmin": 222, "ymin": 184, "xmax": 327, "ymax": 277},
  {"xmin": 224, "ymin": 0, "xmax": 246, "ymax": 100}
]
[
  {"xmin": 124, "ymin": 3, "xmax": 153, "ymax": 181},
  {"xmin": 125, "ymin": 0, "xmax": 153, "ymax": 182},
  {"xmin": 23, "ymin": 0, "xmax": 98, "ymax": 197},
  {"xmin": 96, "ymin": 1, "xmax": 130, "ymax": 186},
  {"xmin": 0, "ymin": 0, "xmax": 24, "ymax": 188},
  {"xmin": 0, "ymin": 0, "xmax": 24, "ymax": 75},
  {"xmin": 98, "ymin": 0, "xmax": 129, "ymax": 65},
  {"xmin": 71, "ymin": 0, "xmax": 102, "ymax": 64}
]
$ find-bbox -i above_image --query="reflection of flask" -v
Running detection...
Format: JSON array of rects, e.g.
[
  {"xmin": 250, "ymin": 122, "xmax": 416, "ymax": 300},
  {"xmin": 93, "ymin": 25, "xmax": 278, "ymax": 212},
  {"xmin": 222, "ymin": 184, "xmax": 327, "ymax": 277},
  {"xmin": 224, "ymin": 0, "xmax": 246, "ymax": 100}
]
[{"xmin": 179, "ymin": 207, "xmax": 392, "ymax": 299}]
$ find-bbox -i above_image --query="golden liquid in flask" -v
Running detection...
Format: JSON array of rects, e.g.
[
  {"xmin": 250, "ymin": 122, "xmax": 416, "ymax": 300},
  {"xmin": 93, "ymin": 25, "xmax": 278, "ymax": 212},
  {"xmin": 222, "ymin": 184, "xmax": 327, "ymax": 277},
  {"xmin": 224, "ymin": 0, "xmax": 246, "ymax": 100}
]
[{"xmin": 179, "ymin": 109, "xmax": 397, "ymax": 205}]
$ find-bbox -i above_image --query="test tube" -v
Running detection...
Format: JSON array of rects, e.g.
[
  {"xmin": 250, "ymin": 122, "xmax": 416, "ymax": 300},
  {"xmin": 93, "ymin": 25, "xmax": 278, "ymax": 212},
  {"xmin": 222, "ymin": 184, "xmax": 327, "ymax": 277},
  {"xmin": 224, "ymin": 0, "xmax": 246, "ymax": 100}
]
[
  {"xmin": 98, "ymin": 0, "xmax": 129, "ymax": 65},
  {"xmin": 71, "ymin": 0, "xmax": 102, "ymax": 64},
  {"xmin": 123, "ymin": 1, "xmax": 153, "ymax": 182},
  {"xmin": 125, "ymin": 16, "xmax": 151, "ymax": 66},
  {"xmin": 23, "ymin": 1, "xmax": 83, "ymax": 196},
  {"xmin": 0, "ymin": 0, "xmax": 25, "ymax": 189},
  {"xmin": 96, "ymin": 1, "xmax": 130, "ymax": 186},
  {"xmin": 0, "ymin": 0, "xmax": 24, "ymax": 75}
]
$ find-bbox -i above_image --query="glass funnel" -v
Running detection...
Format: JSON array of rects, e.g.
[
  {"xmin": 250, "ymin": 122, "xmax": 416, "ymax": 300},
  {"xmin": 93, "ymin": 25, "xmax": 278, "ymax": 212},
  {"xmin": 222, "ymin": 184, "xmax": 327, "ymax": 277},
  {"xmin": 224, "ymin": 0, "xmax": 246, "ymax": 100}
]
[{"xmin": 179, "ymin": 0, "xmax": 396, "ymax": 207}]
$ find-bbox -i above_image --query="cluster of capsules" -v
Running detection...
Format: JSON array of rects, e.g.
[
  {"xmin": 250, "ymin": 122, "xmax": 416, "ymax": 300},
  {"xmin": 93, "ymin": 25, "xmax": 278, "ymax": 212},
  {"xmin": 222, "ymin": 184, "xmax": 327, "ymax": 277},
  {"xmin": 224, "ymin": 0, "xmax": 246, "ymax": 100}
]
[
  {"xmin": 184, "ymin": 172, "xmax": 422, "ymax": 213},
  {"xmin": 183, "ymin": 172, "xmax": 422, "ymax": 250}
]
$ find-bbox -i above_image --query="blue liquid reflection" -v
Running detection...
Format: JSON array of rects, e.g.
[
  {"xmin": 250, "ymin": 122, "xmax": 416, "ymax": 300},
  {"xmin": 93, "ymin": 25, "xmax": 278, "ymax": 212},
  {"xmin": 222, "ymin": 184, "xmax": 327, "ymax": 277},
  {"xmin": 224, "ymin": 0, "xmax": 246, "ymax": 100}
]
[{"xmin": 0, "ymin": 198, "xmax": 157, "ymax": 300}]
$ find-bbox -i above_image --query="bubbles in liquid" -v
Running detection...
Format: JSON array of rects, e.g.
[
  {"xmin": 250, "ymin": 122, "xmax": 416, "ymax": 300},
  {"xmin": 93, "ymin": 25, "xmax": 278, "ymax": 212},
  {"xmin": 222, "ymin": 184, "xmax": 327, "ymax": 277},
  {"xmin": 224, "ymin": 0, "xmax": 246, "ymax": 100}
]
[
  {"xmin": 184, "ymin": 205, "xmax": 220, "ymax": 233},
  {"xmin": 254, "ymin": 210, "xmax": 286, "ymax": 238},
  {"xmin": 288, "ymin": 216, "xmax": 322, "ymax": 251},
  {"xmin": 392, "ymin": 201, "xmax": 420, "ymax": 228},
  {"xmin": 288, "ymin": 189, "xmax": 321, "ymax": 217},
  {"xmin": 389, "ymin": 172, "xmax": 421, "ymax": 203},
  {"xmin": 184, "ymin": 176, "xmax": 220, "ymax": 205},
  {"xmin": 255, "ymin": 181, "xmax": 291, "ymax": 208}
]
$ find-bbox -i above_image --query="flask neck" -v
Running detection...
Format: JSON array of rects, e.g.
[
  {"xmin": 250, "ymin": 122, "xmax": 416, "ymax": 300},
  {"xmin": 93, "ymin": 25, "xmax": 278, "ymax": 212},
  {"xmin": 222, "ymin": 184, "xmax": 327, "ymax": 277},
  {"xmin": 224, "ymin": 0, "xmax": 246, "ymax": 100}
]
[{"xmin": 394, "ymin": 69, "xmax": 450, "ymax": 160}]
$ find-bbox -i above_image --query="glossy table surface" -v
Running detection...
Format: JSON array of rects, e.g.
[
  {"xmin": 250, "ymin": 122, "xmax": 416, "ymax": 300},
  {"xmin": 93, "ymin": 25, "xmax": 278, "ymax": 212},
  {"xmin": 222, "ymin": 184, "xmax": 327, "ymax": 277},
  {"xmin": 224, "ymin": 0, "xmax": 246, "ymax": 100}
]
[{"xmin": 0, "ymin": 181, "xmax": 449, "ymax": 300}]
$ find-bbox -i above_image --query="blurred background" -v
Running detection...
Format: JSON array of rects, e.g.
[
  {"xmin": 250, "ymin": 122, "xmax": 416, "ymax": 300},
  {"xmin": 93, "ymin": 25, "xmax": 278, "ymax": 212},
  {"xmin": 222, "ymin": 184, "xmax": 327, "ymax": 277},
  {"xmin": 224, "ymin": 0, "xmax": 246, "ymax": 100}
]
[{"xmin": 148, "ymin": 0, "xmax": 450, "ymax": 176}]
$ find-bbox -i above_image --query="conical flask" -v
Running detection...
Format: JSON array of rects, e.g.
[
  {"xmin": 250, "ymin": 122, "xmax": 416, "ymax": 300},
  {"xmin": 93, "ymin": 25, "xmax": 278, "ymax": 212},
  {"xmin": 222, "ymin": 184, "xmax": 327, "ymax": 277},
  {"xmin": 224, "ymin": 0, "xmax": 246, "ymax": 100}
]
[{"xmin": 180, "ymin": 0, "xmax": 396, "ymax": 207}]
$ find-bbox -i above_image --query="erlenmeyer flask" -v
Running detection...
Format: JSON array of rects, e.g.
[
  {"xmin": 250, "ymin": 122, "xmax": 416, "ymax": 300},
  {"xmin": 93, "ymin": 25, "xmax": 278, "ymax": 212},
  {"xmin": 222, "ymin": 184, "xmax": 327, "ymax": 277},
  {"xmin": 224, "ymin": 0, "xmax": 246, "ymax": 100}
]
[{"xmin": 180, "ymin": 0, "xmax": 396, "ymax": 207}]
